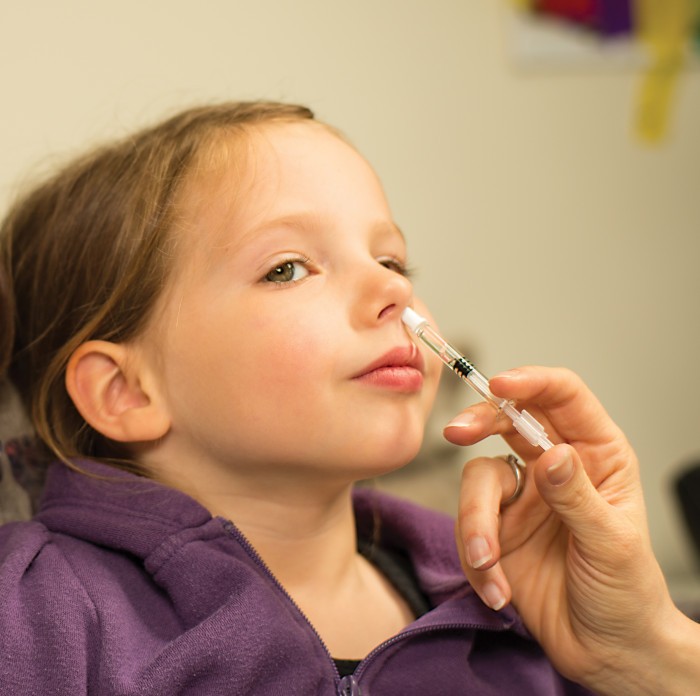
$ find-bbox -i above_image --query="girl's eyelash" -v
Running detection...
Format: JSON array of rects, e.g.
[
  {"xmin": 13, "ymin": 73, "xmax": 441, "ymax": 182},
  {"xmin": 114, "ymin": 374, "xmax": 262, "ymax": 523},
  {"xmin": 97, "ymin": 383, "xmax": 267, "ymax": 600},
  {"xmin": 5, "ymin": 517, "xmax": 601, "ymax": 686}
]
[{"xmin": 380, "ymin": 257, "xmax": 415, "ymax": 278}]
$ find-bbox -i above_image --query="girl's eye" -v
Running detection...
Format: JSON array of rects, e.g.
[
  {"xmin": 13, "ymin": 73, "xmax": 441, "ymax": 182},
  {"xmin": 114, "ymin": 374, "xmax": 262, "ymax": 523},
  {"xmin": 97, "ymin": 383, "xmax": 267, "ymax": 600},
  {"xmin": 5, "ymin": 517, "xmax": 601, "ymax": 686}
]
[
  {"xmin": 263, "ymin": 259, "xmax": 310, "ymax": 284},
  {"xmin": 379, "ymin": 257, "xmax": 412, "ymax": 278}
]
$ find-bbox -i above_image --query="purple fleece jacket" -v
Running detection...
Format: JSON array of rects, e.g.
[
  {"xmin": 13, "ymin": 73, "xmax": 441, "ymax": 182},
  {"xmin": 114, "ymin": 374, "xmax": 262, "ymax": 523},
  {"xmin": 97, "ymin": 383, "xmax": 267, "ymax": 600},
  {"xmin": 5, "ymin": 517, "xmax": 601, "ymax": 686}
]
[{"xmin": 0, "ymin": 460, "xmax": 592, "ymax": 695}]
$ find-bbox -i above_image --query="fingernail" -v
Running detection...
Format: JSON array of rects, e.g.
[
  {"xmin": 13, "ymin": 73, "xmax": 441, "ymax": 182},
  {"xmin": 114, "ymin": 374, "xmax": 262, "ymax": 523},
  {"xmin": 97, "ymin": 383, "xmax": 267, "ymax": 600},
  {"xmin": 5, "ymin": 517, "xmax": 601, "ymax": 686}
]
[
  {"xmin": 445, "ymin": 412, "xmax": 476, "ymax": 430},
  {"xmin": 546, "ymin": 450, "xmax": 574, "ymax": 486},
  {"xmin": 493, "ymin": 369, "xmax": 521, "ymax": 380},
  {"xmin": 466, "ymin": 536, "xmax": 492, "ymax": 569},
  {"xmin": 482, "ymin": 582, "xmax": 506, "ymax": 611}
]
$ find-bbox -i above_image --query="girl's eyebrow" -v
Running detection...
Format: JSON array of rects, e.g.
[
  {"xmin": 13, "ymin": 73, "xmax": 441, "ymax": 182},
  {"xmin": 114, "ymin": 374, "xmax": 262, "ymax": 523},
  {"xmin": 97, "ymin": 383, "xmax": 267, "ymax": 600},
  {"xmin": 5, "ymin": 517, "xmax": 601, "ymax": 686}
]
[
  {"xmin": 237, "ymin": 212, "xmax": 324, "ymax": 241},
  {"xmin": 381, "ymin": 221, "xmax": 405, "ymax": 242},
  {"xmin": 239, "ymin": 213, "xmax": 405, "ymax": 246},
  {"xmin": 369, "ymin": 221, "xmax": 407, "ymax": 250},
  {"xmin": 210, "ymin": 214, "xmax": 314, "ymax": 254},
  {"xmin": 220, "ymin": 213, "xmax": 323, "ymax": 256}
]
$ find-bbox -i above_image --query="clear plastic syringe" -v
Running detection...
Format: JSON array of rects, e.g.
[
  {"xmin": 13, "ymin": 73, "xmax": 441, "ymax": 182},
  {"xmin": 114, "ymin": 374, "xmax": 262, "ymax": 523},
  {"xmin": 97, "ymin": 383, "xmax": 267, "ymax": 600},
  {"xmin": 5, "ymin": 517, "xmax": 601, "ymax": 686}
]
[{"xmin": 402, "ymin": 307, "xmax": 553, "ymax": 452}]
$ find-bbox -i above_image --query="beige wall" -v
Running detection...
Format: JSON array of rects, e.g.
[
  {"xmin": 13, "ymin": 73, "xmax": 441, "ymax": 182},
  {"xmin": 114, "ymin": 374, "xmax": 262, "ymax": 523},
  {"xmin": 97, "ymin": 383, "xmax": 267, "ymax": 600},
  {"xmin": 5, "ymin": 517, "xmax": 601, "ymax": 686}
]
[{"xmin": 1, "ymin": 1, "xmax": 699, "ymax": 580}]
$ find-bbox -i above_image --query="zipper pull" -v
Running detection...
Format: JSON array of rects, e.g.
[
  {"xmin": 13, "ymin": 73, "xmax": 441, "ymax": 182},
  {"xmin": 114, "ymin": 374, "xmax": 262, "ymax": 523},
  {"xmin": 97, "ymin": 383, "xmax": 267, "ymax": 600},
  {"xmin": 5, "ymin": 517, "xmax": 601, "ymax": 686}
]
[{"xmin": 337, "ymin": 674, "xmax": 361, "ymax": 695}]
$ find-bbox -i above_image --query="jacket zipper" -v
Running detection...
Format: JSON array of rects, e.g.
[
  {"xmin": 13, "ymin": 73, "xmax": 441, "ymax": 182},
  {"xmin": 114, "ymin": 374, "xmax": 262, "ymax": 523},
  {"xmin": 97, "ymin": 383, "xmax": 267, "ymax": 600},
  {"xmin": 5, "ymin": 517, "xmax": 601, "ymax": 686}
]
[
  {"xmin": 221, "ymin": 518, "xmax": 508, "ymax": 689},
  {"xmin": 221, "ymin": 519, "xmax": 344, "ymax": 681},
  {"xmin": 351, "ymin": 620, "xmax": 498, "ymax": 682}
]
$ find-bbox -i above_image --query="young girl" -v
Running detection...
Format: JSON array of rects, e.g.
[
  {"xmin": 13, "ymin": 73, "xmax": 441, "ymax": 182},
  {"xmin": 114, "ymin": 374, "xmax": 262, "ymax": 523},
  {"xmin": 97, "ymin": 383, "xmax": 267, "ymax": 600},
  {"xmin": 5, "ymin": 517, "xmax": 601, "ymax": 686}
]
[{"xmin": 1, "ymin": 101, "xmax": 693, "ymax": 695}]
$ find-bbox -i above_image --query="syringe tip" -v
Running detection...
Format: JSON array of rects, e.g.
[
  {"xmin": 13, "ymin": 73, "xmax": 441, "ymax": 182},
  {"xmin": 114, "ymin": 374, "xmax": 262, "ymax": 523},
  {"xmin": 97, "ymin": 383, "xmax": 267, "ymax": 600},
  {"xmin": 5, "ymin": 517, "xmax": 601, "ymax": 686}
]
[{"xmin": 401, "ymin": 307, "xmax": 427, "ymax": 333}]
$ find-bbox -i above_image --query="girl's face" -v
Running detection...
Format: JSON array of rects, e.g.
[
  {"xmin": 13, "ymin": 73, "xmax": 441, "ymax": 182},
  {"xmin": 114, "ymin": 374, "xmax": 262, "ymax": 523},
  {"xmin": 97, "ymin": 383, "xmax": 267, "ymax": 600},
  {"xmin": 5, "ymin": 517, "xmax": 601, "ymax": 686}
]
[{"xmin": 143, "ymin": 122, "xmax": 441, "ymax": 487}]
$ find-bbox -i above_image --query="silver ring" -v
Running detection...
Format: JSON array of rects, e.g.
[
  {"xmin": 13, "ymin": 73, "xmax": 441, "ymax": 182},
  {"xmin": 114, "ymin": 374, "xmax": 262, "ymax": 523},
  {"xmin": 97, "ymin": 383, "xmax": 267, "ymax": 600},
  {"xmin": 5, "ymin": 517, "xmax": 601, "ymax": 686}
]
[{"xmin": 500, "ymin": 454, "xmax": 524, "ymax": 506}]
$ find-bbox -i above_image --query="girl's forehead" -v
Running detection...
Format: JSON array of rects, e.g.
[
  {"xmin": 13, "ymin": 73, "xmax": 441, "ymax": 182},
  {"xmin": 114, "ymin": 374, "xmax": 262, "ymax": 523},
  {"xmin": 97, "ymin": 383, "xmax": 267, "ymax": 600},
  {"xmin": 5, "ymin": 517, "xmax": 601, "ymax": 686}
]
[
  {"xmin": 178, "ymin": 122, "xmax": 379, "ymax": 241},
  {"xmin": 195, "ymin": 120, "xmax": 345, "ymax": 177},
  {"xmin": 181, "ymin": 121, "xmax": 349, "ymax": 211}
]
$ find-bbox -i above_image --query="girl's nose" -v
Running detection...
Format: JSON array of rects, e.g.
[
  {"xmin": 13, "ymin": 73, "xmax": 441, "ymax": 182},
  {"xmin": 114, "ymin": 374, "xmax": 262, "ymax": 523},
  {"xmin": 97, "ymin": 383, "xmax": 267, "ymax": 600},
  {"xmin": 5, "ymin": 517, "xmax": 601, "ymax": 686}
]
[{"xmin": 354, "ymin": 260, "xmax": 413, "ymax": 327}]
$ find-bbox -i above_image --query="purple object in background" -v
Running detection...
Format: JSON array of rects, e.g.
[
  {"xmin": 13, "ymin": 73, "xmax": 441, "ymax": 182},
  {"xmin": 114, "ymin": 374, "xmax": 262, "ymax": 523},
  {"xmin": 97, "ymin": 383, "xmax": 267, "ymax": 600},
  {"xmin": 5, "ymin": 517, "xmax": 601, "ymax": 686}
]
[
  {"xmin": 598, "ymin": 0, "xmax": 634, "ymax": 37},
  {"xmin": 534, "ymin": 0, "xmax": 634, "ymax": 38}
]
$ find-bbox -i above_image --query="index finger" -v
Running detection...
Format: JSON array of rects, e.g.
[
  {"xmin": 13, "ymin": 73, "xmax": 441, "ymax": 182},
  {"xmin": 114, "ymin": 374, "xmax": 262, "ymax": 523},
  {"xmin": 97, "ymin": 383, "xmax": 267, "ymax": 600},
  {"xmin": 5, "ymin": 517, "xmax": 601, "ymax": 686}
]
[{"xmin": 489, "ymin": 366, "xmax": 626, "ymax": 447}]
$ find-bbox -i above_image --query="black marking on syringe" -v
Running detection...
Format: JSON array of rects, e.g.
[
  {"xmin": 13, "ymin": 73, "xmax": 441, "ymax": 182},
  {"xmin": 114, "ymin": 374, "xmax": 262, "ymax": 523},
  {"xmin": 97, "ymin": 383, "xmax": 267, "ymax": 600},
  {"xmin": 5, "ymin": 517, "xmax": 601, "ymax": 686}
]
[{"xmin": 452, "ymin": 357, "xmax": 475, "ymax": 379}]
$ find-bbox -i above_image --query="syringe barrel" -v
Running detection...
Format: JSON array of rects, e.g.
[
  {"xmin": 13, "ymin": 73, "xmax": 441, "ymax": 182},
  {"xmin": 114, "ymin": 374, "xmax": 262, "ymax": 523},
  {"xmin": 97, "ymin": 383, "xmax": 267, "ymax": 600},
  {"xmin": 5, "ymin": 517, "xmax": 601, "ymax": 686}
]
[
  {"xmin": 465, "ymin": 368, "xmax": 511, "ymax": 412},
  {"xmin": 415, "ymin": 324, "xmax": 509, "ymax": 411},
  {"xmin": 415, "ymin": 324, "xmax": 465, "ymax": 366}
]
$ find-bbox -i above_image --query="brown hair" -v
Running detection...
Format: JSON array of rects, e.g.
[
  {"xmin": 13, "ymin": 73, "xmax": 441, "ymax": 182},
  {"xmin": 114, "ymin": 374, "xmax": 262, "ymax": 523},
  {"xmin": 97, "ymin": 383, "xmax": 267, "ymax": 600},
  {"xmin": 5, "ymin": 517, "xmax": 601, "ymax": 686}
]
[{"xmin": 0, "ymin": 101, "xmax": 315, "ymax": 473}]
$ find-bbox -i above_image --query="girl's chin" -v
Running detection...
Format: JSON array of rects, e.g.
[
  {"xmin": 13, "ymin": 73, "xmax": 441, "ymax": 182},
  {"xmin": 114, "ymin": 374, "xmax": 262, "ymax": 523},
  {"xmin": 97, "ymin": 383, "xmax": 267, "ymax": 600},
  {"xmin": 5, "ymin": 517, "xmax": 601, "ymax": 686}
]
[{"xmin": 349, "ymin": 443, "xmax": 425, "ymax": 482}]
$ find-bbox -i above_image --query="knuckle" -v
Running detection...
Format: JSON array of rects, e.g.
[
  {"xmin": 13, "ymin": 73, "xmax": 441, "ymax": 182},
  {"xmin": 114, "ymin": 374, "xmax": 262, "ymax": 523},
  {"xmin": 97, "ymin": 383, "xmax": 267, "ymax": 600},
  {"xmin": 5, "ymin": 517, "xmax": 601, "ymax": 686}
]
[
  {"xmin": 460, "ymin": 456, "xmax": 501, "ymax": 481},
  {"xmin": 457, "ymin": 504, "xmax": 499, "ymax": 536}
]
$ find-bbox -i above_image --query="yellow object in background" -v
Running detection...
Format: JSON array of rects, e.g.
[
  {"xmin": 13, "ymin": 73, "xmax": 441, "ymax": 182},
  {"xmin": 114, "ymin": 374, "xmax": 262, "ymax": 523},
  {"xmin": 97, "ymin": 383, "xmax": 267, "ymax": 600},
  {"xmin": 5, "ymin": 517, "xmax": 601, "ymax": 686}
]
[
  {"xmin": 635, "ymin": 0, "xmax": 699, "ymax": 142},
  {"xmin": 509, "ymin": 0, "xmax": 700, "ymax": 143}
]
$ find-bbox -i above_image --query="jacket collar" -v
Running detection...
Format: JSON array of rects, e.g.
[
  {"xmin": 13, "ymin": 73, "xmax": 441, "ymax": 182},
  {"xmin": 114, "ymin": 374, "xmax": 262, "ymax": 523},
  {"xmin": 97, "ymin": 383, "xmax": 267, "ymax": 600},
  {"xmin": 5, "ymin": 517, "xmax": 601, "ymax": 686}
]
[
  {"xmin": 36, "ymin": 459, "xmax": 212, "ymax": 559},
  {"xmin": 353, "ymin": 486, "xmax": 524, "ymax": 634},
  {"xmin": 36, "ymin": 459, "xmax": 525, "ymax": 635}
]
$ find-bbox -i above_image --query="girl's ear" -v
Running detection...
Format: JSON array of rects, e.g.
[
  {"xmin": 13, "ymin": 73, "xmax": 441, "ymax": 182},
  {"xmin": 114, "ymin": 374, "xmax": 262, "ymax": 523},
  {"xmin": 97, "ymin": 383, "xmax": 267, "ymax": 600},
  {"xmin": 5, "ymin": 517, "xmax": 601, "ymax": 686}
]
[{"xmin": 65, "ymin": 340, "xmax": 171, "ymax": 443}]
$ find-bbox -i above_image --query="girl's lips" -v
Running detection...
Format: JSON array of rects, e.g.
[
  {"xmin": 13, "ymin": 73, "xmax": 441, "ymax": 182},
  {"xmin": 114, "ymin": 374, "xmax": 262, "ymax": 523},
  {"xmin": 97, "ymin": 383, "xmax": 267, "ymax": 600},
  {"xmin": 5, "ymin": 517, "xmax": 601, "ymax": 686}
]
[{"xmin": 352, "ymin": 345, "xmax": 425, "ymax": 392}]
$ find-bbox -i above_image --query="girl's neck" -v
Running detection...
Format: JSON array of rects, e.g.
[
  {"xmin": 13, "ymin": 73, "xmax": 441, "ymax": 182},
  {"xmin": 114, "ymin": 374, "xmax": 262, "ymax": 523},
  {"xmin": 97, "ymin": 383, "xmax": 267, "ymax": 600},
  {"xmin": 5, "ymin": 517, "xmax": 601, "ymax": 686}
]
[
  {"xmin": 149, "ymin": 459, "xmax": 416, "ymax": 659},
  {"xmin": 213, "ymin": 483, "xmax": 360, "ymax": 592},
  {"xmin": 152, "ymin": 457, "xmax": 361, "ymax": 590},
  {"xmin": 203, "ymin": 477, "xmax": 415, "ymax": 659}
]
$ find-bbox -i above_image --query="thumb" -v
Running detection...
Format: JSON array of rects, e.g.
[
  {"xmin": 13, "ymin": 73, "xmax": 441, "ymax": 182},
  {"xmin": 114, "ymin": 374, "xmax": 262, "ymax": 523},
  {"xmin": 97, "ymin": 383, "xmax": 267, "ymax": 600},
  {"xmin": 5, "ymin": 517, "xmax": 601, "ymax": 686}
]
[{"xmin": 534, "ymin": 444, "xmax": 616, "ymax": 555}]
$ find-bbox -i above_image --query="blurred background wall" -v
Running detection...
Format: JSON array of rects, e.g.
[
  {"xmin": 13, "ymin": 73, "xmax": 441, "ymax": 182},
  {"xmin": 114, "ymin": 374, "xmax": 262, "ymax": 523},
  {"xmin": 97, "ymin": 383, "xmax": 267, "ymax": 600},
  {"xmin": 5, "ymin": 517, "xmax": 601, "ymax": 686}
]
[{"xmin": 1, "ymin": 1, "xmax": 699, "ymax": 589}]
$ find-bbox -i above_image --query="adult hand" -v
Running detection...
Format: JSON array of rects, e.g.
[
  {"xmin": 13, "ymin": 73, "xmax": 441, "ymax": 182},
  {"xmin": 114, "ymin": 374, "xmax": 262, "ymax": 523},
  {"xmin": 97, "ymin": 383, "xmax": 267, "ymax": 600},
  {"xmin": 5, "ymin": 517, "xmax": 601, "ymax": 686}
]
[{"xmin": 445, "ymin": 366, "xmax": 700, "ymax": 696}]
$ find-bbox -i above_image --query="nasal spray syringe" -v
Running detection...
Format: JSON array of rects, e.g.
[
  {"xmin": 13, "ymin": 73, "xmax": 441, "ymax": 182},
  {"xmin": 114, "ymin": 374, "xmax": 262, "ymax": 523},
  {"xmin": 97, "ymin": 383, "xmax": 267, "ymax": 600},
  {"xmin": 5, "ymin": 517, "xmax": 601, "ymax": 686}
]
[{"xmin": 402, "ymin": 307, "xmax": 554, "ymax": 452}]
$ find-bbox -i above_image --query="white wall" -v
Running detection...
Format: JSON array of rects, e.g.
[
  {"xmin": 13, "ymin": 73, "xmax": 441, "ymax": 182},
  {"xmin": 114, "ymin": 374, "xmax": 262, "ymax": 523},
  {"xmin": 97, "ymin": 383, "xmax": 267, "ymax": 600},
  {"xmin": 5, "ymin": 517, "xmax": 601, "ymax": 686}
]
[{"xmin": 1, "ymin": 1, "xmax": 699, "ymax": 579}]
